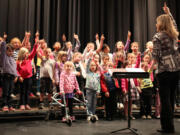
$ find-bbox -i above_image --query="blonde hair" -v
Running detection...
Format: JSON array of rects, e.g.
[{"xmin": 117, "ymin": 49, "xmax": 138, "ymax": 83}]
[
  {"xmin": 146, "ymin": 41, "xmax": 153, "ymax": 48},
  {"xmin": 57, "ymin": 51, "xmax": 67, "ymax": 62},
  {"xmin": 53, "ymin": 42, "xmax": 61, "ymax": 49},
  {"xmin": 10, "ymin": 37, "xmax": 22, "ymax": 47},
  {"xmin": 131, "ymin": 42, "xmax": 139, "ymax": 48},
  {"xmin": 18, "ymin": 47, "xmax": 29, "ymax": 60},
  {"xmin": 157, "ymin": 14, "xmax": 179, "ymax": 40},
  {"xmin": 44, "ymin": 48, "xmax": 52, "ymax": 53},
  {"xmin": 64, "ymin": 61, "xmax": 75, "ymax": 70},
  {"xmin": 72, "ymin": 52, "xmax": 82, "ymax": 62}
]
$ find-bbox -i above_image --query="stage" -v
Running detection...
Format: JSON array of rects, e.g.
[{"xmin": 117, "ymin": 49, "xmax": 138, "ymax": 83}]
[{"xmin": 0, "ymin": 117, "xmax": 180, "ymax": 135}]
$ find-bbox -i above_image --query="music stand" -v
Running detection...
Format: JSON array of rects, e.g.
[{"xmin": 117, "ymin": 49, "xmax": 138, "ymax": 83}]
[{"xmin": 109, "ymin": 68, "xmax": 149, "ymax": 135}]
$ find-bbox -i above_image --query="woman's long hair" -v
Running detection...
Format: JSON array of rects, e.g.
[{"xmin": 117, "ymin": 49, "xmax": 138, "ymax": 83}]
[{"xmin": 157, "ymin": 14, "xmax": 179, "ymax": 40}]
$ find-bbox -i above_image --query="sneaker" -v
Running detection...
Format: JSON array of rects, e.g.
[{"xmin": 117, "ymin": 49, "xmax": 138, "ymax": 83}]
[
  {"xmin": 39, "ymin": 103, "xmax": 45, "ymax": 109},
  {"xmin": 25, "ymin": 104, "xmax": 31, "ymax": 110},
  {"xmin": 87, "ymin": 116, "xmax": 91, "ymax": 121},
  {"xmin": 79, "ymin": 106, "xmax": 85, "ymax": 110},
  {"xmin": 62, "ymin": 117, "xmax": 66, "ymax": 122},
  {"xmin": 36, "ymin": 92, "xmax": 40, "ymax": 96},
  {"xmin": 132, "ymin": 104, "xmax": 138, "ymax": 109},
  {"xmin": 130, "ymin": 115, "xmax": 136, "ymax": 120},
  {"xmin": 29, "ymin": 93, "xmax": 35, "ymax": 98},
  {"xmin": 119, "ymin": 103, "xmax": 124, "ymax": 109},
  {"xmin": 11, "ymin": 93, "xmax": 16, "ymax": 98},
  {"xmin": 147, "ymin": 115, "xmax": 152, "ymax": 119},
  {"xmin": 9, "ymin": 107, "xmax": 16, "ymax": 111},
  {"xmin": 71, "ymin": 116, "xmax": 75, "ymax": 121},
  {"xmin": 2, "ymin": 106, "xmax": 9, "ymax": 112},
  {"xmin": 94, "ymin": 115, "xmax": 99, "ymax": 121},
  {"xmin": 73, "ymin": 105, "xmax": 79, "ymax": 110},
  {"xmin": 141, "ymin": 115, "xmax": 146, "ymax": 119},
  {"xmin": 20, "ymin": 105, "xmax": 25, "ymax": 110},
  {"xmin": 156, "ymin": 115, "xmax": 160, "ymax": 119}
]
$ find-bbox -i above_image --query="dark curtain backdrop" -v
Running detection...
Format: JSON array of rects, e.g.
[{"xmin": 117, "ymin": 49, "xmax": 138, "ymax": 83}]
[{"xmin": 0, "ymin": 0, "xmax": 180, "ymax": 52}]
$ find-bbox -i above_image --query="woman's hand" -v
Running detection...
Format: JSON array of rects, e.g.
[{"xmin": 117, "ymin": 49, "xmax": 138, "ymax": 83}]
[{"xmin": 163, "ymin": 2, "xmax": 170, "ymax": 14}]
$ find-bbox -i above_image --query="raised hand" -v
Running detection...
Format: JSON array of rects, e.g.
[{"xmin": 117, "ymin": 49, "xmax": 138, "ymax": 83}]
[
  {"xmin": 35, "ymin": 30, "xmax": 40, "ymax": 37},
  {"xmin": 163, "ymin": 2, "xmax": 170, "ymax": 14},
  {"xmin": 127, "ymin": 31, "xmax": 131, "ymax": 40},
  {"xmin": 100, "ymin": 34, "xmax": 105, "ymax": 41},
  {"xmin": 74, "ymin": 34, "xmax": 79, "ymax": 41},
  {"xmin": 62, "ymin": 34, "xmax": 66, "ymax": 42},
  {"xmin": 95, "ymin": 33, "xmax": 99, "ymax": 40},
  {"xmin": 3, "ymin": 32, "xmax": 7, "ymax": 40}
]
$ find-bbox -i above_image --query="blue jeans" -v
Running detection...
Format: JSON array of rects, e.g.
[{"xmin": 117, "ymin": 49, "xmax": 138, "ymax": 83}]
[{"xmin": 86, "ymin": 89, "xmax": 97, "ymax": 115}]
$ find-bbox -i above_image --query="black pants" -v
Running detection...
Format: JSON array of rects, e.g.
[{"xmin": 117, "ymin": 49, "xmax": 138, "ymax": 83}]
[
  {"xmin": 140, "ymin": 88, "xmax": 153, "ymax": 116},
  {"xmin": 62, "ymin": 98, "xmax": 73, "ymax": 116},
  {"xmin": 40, "ymin": 77, "xmax": 53, "ymax": 94},
  {"xmin": 2, "ymin": 73, "xmax": 15, "ymax": 107},
  {"xmin": 104, "ymin": 90, "xmax": 117, "ymax": 119},
  {"xmin": 157, "ymin": 71, "xmax": 179, "ymax": 131},
  {"xmin": 20, "ymin": 78, "xmax": 32, "ymax": 105}
]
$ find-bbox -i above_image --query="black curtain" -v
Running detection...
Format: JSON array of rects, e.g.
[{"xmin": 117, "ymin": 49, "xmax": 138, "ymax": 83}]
[{"xmin": 0, "ymin": 0, "xmax": 179, "ymax": 52}]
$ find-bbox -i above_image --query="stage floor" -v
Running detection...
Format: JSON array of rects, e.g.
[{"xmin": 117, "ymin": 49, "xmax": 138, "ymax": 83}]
[{"xmin": 0, "ymin": 118, "xmax": 180, "ymax": 135}]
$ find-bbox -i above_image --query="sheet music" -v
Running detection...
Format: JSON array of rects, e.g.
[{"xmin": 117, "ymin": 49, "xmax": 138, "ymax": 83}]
[{"xmin": 108, "ymin": 68, "xmax": 144, "ymax": 75}]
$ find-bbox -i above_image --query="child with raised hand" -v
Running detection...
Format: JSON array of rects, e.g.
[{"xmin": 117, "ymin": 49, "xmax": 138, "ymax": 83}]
[
  {"xmin": 16, "ymin": 35, "xmax": 39, "ymax": 110},
  {"xmin": 39, "ymin": 48, "xmax": 55, "ymax": 109},
  {"xmin": 66, "ymin": 34, "xmax": 81, "ymax": 61},
  {"xmin": 54, "ymin": 51, "xmax": 68, "ymax": 92},
  {"xmin": 113, "ymin": 31, "xmax": 131, "ymax": 62},
  {"xmin": 60, "ymin": 61, "xmax": 82, "ymax": 122},
  {"xmin": 86, "ymin": 58, "xmax": 101, "ymax": 121},
  {"xmin": 1, "ymin": 41, "xmax": 17, "ymax": 112},
  {"xmin": 83, "ymin": 34, "xmax": 104, "ymax": 64},
  {"xmin": 100, "ymin": 61, "xmax": 118, "ymax": 121}
]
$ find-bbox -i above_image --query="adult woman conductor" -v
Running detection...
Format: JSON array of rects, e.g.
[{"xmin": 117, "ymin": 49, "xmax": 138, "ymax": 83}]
[{"xmin": 152, "ymin": 3, "xmax": 180, "ymax": 134}]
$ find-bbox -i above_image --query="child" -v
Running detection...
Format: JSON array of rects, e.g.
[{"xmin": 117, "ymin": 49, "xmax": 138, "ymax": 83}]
[
  {"xmin": 66, "ymin": 34, "xmax": 81, "ymax": 61},
  {"xmin": 121, "ymin": 53, "xmax": 141, "ymax": 120},
  {"xmin": 60, "ymin": 61, "xmax": 82, "ymax": 122},
  {"xmin": 39, "ymin": 48, "xmax": 55, "ymax": 109},
  {"xmin": 1, "ymin": 42, "xmax": 17, "ymax": 111},
  {"xmin": 86, "ymin": 59, "xmax": 101, "ymax": 121},
  {"xmin": 138, "ymin": 62, "xmax": 154, "ymax": 119},
  {"xmin": 53, "ymin": 42, "xmax": 61, "ymax": 61},
  {"xmin": 100, "ymin": 44, "xmax": 113, "ymax": 63},
  {"xmin": 113, "ymin": 31, "xmax": 131, "ymax": 61},
  {"xmin": 131, "ymin": 42, "xmax": 141, "ymax": 62},
  {"xmin": 54, "ymin": 51, "xmax": 68, "ymax": 92},
  {"xmin": 101, "ymin": 61, "xmax": 118, "ymax": 120},
  {"xmin": 101, "ymin": 54, "xmax": 110, "ymax": 71},
  {"xmin": 72, "ymin": 52, "xmax": 86, "ymax": 109},
  {"xmin": 143, "ymin": 41, "xmax": 154, "ymax": 58},
  {"xmin": 10, "ymin": 37, "xmax": 22, "ymax": 61},
  {"xmin": 17, "ymin": 39, "xmax": 39, "ymax": 110},
  {"xmin": 83, "ymin": 34, "xmax": 104, "ymax": 64}
]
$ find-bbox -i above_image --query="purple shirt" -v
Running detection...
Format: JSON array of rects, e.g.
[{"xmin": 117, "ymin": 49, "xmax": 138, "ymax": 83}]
[{"xmin": 0, "ymin": 42, "xmax": 17, "ymax": 77}]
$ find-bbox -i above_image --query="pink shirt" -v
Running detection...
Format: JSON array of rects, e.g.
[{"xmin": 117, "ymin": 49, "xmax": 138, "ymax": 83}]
[
  {"xmin": 60, "ymin": 71, "xmax": 80, "ymax": 94},
  {"xmin": 17, "ymin": 44, "xmax": 38, "ymax": 79}
]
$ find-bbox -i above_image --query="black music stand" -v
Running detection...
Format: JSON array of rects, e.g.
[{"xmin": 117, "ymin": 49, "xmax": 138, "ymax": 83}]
[{"xmin": 109, "ymin": 68, "xmax": 149, "ymax": 135}]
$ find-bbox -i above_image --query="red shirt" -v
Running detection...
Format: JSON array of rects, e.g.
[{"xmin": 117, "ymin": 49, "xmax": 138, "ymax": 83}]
[{"xmin": 17, "ymin": 44, "xmax": 38, "ymax": 78}]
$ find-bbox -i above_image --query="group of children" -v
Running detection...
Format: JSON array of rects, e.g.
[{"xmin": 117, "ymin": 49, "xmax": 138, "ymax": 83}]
[{"xmin": 0, "ymin": 31, "xmax": 163, "ymax": 122}]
